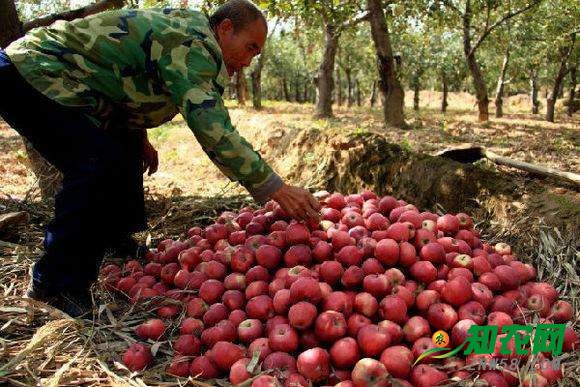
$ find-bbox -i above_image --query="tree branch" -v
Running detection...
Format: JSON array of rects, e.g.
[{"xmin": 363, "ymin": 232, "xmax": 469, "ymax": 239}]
[
  {"xmin": 469, "ymin": 0, "xmax": 541, "ymax": 56},
  {"xmin": 340, "ymin": 11, "xmax": 371, "ymax": 31},
  {"xmin": 23, "ymin": 0, "xmax": 126, "ymax": 32},
  {"xmin": 440, "ymin": 0, "xmax": 463, "ymax": 16}
]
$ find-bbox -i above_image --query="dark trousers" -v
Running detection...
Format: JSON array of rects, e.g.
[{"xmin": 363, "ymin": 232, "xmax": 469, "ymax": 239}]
[{"xmin": 0, "ymin": 50, "xmax": 147, "ymax": 294}]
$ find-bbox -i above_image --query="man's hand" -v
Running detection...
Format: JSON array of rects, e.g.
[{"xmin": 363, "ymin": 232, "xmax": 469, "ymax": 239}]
[
  {"xmin": 142, "ymin": 136, "xmax": 159, "ymax": 175},
  {"xmin": 270, "ymin": 183, "xmax": 321, "ymax": 222}
]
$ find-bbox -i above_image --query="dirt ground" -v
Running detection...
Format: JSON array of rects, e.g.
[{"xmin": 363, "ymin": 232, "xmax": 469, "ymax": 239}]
[
  {"xmin": 0, "ymin": 93, "xmax": 578, "ymax": 386},
  {"xmin": 1, "ymin": 92, "xmax": 578, "ymax": 200}
]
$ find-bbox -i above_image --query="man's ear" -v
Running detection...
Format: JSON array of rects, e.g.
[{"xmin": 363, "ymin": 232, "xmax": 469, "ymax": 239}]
[{"xmin": 217, "ymin": 18, "xmax": 234, "ymax": 37}]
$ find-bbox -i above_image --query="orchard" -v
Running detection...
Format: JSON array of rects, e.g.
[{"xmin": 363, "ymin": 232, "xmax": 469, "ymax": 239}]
[{"xmin": 101, "ymin": 191, "xmax": 578, "ymax": 386}]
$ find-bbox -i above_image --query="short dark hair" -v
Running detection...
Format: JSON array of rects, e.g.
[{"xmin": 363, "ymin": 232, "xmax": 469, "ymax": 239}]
[{"xmin": 209, "ymin": 0, "xmax": 267, "ymax": 33}]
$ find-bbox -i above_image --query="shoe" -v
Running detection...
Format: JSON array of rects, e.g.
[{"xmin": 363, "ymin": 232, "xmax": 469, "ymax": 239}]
[
  {"xmin": 26, "ymin": 285, "xmax": 92, "ymax": 318},
  {"xmin": 107, "ymin": 235, "xmax": 146, "ymax": 259},
  {"xmin": 52, "ymin": 292, "xmax": 93, "ymax": 318},
  {"xmin": 25, "ymin": 270, "xmax": 92, "ymax": 318}
]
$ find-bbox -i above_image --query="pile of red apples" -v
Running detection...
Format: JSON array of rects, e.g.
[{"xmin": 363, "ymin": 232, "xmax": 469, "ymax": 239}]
[{"xmin": 100, "ymin": 190, "xmax": 578, "ymax": 386}]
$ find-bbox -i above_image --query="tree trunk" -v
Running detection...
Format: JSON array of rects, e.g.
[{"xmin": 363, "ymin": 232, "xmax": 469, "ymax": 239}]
[
  {"xmin": 0, "ymin": 0, "xmax": 23, "ymax": 48},
  {"xmin": 567, "ymin": 63, "xmax": 576, "ymax": 117},
  {"xmin": 494, "ymin": 45, "xmax": 511, "ymax": 118},
  {"xmin": 547, "ymin": 33, "xmax": 575, "ymax": 122},
  {"xmin": 412, "ymin": 73, "xmax": 421, "ymax": 111},
  {"xmin": 281, "ymin": 77, "xmax": 291, "ymax": 102},
  {"xmin": 315, "ymin": 24, "xmax": 339, "ymax": 118},
  {"xmin": 250, "ymin": 49, "xmax": 267, "ymax": 110},
  {"xmin": 346, "ymin": 67, "xmax": 353, "ymax": 107},
  {"xmin": 355, "ymin": 79, "xmax": 362, "ymax": 106},
  {"xmin": 303, "ymin": 81, "xmax": 308, "ymax": 104},
  {"xmin": 294, "ymin": 78, "xmax": 301, "ymax": 102},
  {"xmin": 370, "ymin": 81, "xmax": 377, "ymax": 107},
  {"xmin": 530, "ymin": 69, "xmax": 540, "ymax": 114},
  {"xmin": 367, "ymin": 0, "xmax": 405, "ymax": 128},
  {"xmin": 441, "ymin": 73, "xmax": 449, "ymax": 113},
  {"xmin": 235, "ymin": 70, "xmax": 247, "ymax": 106},
  {"xmin": 557, "ymin": 81, "xmax": 565, "ymax": 98},
  {"xmin": 466, "ymin": 55, "xmax": 489, "ymax": 121},
  {"xmin": 463, "ymin": 1, "xmax": 489, "ymax": 122},
  {"xmin": 22, "ymin": 0, "xmax": 125, "ymax": 32},
  {"xmin": 336, "ymin": 66, "xmax": 343, "ymax": 106}
]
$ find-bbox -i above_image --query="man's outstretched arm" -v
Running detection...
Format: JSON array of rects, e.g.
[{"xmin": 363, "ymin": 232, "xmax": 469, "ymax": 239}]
[{"xmin": 158, "ymin": 41, "xmax": 319, "ymax": 221}]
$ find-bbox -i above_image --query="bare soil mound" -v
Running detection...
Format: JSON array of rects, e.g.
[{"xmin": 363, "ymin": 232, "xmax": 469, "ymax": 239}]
[{"xmin": 261, "ymin": 127, "xmax": 579, "ymax": 253}]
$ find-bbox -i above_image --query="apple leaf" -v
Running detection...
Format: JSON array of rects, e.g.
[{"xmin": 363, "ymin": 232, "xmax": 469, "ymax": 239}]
[{"xmin": 247, "ymin": 350, "xmax": 261, "ymax": 374}]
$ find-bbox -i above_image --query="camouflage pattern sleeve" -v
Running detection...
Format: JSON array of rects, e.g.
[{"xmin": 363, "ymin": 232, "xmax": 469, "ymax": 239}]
[{"xmin": 157, "ymin": 40, "xmax": 282, "ymax": 203}]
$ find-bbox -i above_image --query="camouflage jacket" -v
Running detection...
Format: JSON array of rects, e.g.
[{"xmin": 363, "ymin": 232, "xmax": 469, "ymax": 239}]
[{"xmin": 5, "ymin": 8, "xmax": 282, "ymax": 202}]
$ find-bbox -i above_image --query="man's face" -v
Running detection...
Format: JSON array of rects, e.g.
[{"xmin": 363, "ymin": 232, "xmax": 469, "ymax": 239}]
[{"xmin": 215, "ymin": 18, "xmax": 267, "ymax": 76}]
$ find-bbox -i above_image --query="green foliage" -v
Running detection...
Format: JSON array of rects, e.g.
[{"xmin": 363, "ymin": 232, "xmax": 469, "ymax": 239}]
[{"xmin": 17, "ymin": 0, "xmax": 578, "ymax": 114}]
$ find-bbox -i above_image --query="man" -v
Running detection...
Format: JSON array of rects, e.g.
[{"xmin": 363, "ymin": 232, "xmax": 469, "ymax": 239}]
[{"xmin": 0, "ymin": 0, "xmax": 320, "ymax": 317}]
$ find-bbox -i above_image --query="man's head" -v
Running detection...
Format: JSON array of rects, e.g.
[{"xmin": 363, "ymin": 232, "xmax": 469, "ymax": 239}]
[{"xmin": 209, "ymin": 0, "xmax": 267, "ymax": 76}]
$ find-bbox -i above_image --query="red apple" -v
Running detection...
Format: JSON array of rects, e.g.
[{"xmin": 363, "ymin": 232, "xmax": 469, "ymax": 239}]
[
  {"xmin": 550, "ymin": 300, "xmax": 573, "ymax": 323},
  {"xmin": 190, "ymin": 356, "xmax": 220, "ymax": 379},
  {"xmin": 442, "ymin": 277, "xmax": 472, "ymax": 306},
  {"xmin": 135, "ymin": 318, "xmax": 166, "ymax": 340},
  {"xmin": 379, "ymin": 295, "xmax": 407, "ymax": 324},
  {"xmin": 248, "ymin": 337, "xmax": 272, "ymax": 362},
  {"xmin": 166, "ymin": 355, "xmax": 190, "ymax": 377},
  {"xmin": 341, "ymin": 266, "xmax": 365, "ymax": 288},
  {"xmin": 403, "ymin": 316, "xmax": 431, "ymax": 342},
  {"xmin": 330, "ymin": 337, "xmax": 360, "ymax": 369},
  {"xmin": 173, "ymin": 334, "xmax": 202, "ymax": 356},
  {"xmin": 487, "ymin": 311, "xmax": 513, "ymax": 332},
  {"xmin": 269, "ymin": 323, "xmax": 299, "ymax": 352},
  {"xmin": 351, "ymin": 358, "xmax": 389, "ymax": 387},
  {"xmin": 420, "ymin": 242, "xmax": 445, "ymax": 263},
  {"xmin": 284, "ymin": 245, "xmax": 312, "ymax": 267},
  {"xmin": 289, "ymin": 277, "xmax": 322, "ymax": 304},
  {"xmin": 374, "ymin": 241, "xmax": 400, "ymax": 272},
  {"xmin": 380, "ymin": 345, "xmax": 413, "ymax": 379},
  {"xmin": 208, "ymin": 341, "xmax": 246, "ymax": 372},
  {"xmin": 411, "ymin": 364, "xmax": 447, "ymax": 387},
  {"xmin": 354, "ymin": 292, "xmax": 379, "ymax": 318},
  {"xmin": 323, "ymin": 291, "xmax": 353, "ymax": 317},
  {"xmin": 180, "ymin": 317, "xmax": 204, "ymax": 336},
  {"xmin": 230, "ymin": 357, "xmax": 251, "ymax": 384},
  {"xmin": 451, "ymin": 319, "xmax": 477, "ymax": 346},
  {"xmin": 199, "ymin": 279, "xmax": 225, "ymax": 304},
  {"xmin": 416, "ymin": 289, "xmax": 441, "ymax": 312},
  {"xmin": 222, "ymin": 289, "xmax": 245, "ymax": 310},
  {"xmin": 410, "ymin": 261, "xmax": 437, "ymax": 284},
  {"xmin": 296, "ymin": 347, "xmax": 331, "ymax": 381},
  {"xmin": 263, "ymin": 352, "xmax": 298, "ymax": 380},
  {"xmin": 246, "ymin": 295, "xmax": 274, "ymax": 321},
  {"xmin": 273, "ymin": 288, "xmax": 291, "ymax": 315},
  {"xmin": 238, "ymin": 318, "xmax": 263, "ymax": 344},
  {"xmin": 123, "ymin": 343, "xmax": 152, "ymax": 371},
  {"xmin": 229, "ymin": 309, "xmax": 248, "ymax": 328},
  {"xmin": 288, "ymin": 301, "xmax": 317, "ymax": 330},
  {"xmin": 347, "ymin": 314, "xmax": 372, "ymax": 337},
  {"xmin": 315, "ymin": 311, "xmax": 347, "ymax": 342},
  {"xmin": 319, "ymin": 260, "xmax": 344, "ymax": 286},
  {"xmin": 357, "ymin": 324, "xmax": 391, "ymax": 357},
  {"xmin": 437, "ymin": 214, "xmax": 460, "ymax": 235},
  {"xmin": 427, "ymin": 302, "xmax": 458, "ymax": 331},
  {"xmin": 231, "ymin": 246, "xmax": 256, "ymax": 273},
  {"xmin": 458, "ymin": 301, "xmax": 486, "ymax": 325},
  {"xmin": 494, "ymin": 265, "xmax": 521, "ymax": 290}
]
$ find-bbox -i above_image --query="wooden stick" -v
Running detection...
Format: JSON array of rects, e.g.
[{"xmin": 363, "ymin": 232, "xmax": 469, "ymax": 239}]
[{"xmin": 483, "ymin": 150, "xmax": 580, "ymax": 188}]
